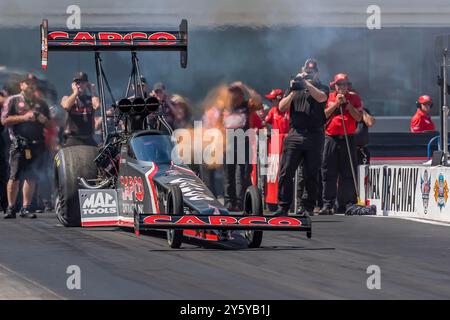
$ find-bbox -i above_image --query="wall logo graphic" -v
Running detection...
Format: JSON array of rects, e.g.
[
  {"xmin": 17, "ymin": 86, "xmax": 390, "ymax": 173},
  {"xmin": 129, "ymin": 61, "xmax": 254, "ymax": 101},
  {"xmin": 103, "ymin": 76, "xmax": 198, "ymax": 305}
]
[
  {"xmin": 420, "ymin": 170, "xmax": 431, "ymax": 214},
  {"xmin": 434, "ymin": 173, "xmax": 449, "ymax": 211}
]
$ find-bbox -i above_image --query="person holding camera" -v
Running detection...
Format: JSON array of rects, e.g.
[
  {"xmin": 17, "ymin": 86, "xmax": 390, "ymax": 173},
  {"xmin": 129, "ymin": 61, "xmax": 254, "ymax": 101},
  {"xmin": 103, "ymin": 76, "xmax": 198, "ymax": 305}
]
[
  {"xmin": 1, "ymin": 77, "xmax": 51, "ymax": 219},
  {"xmin": 275, "ymin": 59, "xmax": 329, "ymax": 216},
  {"xmin": 61, "ymin": 72, "xmax": 100, "ymax": 147},
  {"xmin": 320, "ymin": 73, "xmax": 362, "ymax": 215}
]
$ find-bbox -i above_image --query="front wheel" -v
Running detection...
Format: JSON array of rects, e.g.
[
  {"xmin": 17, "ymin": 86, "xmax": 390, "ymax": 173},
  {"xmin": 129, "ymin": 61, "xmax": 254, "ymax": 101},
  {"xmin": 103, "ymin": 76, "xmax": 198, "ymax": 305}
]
[
  {"xmin": 243, "ymin": 186, "xmax": 263, "ymax": 248},
  {"xmin": 166, "ymin": 186, "xmax": 184, "ymax": 248}
]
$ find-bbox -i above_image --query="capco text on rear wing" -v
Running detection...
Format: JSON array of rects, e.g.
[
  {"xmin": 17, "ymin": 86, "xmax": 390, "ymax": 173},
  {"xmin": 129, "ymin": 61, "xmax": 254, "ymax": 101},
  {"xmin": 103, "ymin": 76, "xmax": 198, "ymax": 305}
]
[{"xmin": 40, "ymin": 19, "xmax": 188, "ymax": 69}]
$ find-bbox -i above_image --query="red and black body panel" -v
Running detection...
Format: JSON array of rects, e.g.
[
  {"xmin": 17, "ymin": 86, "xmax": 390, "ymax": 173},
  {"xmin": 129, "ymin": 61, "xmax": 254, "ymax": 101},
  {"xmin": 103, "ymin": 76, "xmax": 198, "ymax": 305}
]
[{"xmin": 79, "ymin": 130, "xmax": 312, "ymax": 238}]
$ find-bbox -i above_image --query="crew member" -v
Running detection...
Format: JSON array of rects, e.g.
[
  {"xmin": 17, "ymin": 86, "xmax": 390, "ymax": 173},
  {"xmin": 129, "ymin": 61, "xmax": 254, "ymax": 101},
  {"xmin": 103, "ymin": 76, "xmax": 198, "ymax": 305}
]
[
  {"xmin": 1, "ymin": 77, "xmax": 51, "ymax": 219},
  {"xmin": 276, "ymin": 59, "xmax": 329, "ymax": 216},
  {"xmin": 264, "ymin": 88, "xmax": 289, "ymax": 211},
  {"xmin": 223, "ymin": 82, "xmax": 263, "ymax": 211},
  {"xmin": 410, "ymin": 95, "xmax": 435, "ymax": 133},
  {"xmin": 321, "ymin": 73, "xmax": 362, "ymax": 215},
  {"xmin": 60, "ymin": 72, "xmax": 100, "ymax": 147},
  {"xmin": 264, "ymin": 89, "xmax": 290, "ymax": 133}
]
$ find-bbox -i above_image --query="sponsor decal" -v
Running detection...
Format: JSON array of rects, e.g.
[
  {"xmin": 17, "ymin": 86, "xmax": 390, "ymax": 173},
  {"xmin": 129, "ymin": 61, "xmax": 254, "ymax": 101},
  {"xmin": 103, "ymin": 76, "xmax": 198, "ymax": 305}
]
[
  {"xmin": 143, "ymin": 215, "xmax": 302, "ymax": 227},
  {"xmin": 168, "ymin": 177, "xmax": 214, "ymax": 201},
  {"xmin": 381, "ymin": 167, "xmax": 418, "ymax": 212},
  {"xmin": 166, "ymin": 169, "xmax": 182, "ymax": 176},
  {"xmin": 122, "ymin": 203, "xmax": 144, "ymax": 215},
  {"xmin": 365, "ymin": 167, "xmax": 381, "ymax": 200},
  {"xmin": 420, "ymin": 170, "xmax": 432, "ymax": 214},
  {"xmin": 119, "ymin": 176, "xmax": 144, "ymax": 202},
  {"xmin": 81, "ymin": 191, "xmax": 117, "ymax": 215},
  {"xmin": 434, "ymin": 173, "xmax": 449, "ymax": 211},
  {"xmin": 48, "ymin": 31, "xmax": 178, "ymax": 46}
]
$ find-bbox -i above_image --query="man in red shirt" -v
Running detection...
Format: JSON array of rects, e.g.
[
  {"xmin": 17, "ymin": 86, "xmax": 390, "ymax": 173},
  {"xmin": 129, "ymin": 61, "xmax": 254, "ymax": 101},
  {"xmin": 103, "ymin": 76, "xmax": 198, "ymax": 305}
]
[
  {"xmin": 264, "ymin": 89, "xmax": 290, "ymax": 134},
  {"xmin": 264, "ymin": 89, "xmax": 289, "ymax": 208},
  {"xmin": 410, "ymin": 95, "xmax": 435, "ymax": 133},
  {"xmin": 320, "ymin": 73, "xmax": 362, "ymax": 215}
]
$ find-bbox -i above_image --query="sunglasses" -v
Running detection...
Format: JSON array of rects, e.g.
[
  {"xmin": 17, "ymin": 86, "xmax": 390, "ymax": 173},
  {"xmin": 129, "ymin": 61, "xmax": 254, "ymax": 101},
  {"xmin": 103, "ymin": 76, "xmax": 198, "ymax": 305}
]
[{"xmin": 336, "ymin": 82, "xmax": 350, "ymax": 86}]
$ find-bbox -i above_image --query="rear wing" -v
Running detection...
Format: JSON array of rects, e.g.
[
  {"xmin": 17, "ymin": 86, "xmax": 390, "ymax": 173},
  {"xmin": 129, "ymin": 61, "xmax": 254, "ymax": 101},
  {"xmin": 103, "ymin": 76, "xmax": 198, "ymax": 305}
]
[{"xmin": 40, "ymin": 19, "xmax": 188, "ymax": 69}]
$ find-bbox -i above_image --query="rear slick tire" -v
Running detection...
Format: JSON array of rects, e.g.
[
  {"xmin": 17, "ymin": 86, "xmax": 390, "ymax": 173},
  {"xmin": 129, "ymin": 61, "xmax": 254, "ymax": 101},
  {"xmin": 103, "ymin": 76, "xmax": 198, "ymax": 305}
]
[{"xmin": 54, "ymin": 146, "xmax": 98, "ymax": 227}]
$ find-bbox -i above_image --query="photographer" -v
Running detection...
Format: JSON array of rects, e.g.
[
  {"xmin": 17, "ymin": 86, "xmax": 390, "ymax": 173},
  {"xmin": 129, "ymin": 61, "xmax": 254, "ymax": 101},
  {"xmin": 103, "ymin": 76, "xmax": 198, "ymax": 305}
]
[
  {"xmin": 275, "ymin": 59, "xmax": 329, "ymax": 216},
  {"xmin": 61, "ymin": 72, "xmax": 100, "ymax": 147},
  {"xmin": 1, "ymin": 77, "xmax": 51, "ymax": 219},
  {"xmin": 321, "ymin": 73, "xmax": 362, "ymax": 215}
]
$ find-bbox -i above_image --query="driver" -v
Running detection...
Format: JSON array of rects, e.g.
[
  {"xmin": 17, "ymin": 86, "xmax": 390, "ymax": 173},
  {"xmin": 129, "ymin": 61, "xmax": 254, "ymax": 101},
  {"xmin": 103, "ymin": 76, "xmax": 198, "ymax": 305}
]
[{"xmin": 60, "ymin": 72, "xmax": 100, "ymax": 147}]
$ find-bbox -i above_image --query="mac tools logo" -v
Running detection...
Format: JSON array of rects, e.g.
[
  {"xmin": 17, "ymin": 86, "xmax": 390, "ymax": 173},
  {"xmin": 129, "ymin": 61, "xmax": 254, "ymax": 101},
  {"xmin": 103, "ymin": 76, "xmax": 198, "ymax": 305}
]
[{"xmin": 80, "ymin": 190, "xmax": 118, "ymax": 215}]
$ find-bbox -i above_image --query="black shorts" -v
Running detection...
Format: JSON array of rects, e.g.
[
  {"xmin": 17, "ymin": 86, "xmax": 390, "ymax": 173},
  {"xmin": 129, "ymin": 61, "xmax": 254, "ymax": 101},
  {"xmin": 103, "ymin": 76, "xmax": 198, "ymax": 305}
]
[{"xmin": 9, "ymin": 145, "xmax": 45, "ymax": 181}]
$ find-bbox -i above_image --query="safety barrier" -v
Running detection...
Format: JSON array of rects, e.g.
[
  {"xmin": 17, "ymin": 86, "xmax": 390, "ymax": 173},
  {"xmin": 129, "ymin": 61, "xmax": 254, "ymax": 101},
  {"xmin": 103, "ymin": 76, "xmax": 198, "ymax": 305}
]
[{"xmin": 358, "ymin": 164, "xmax": 450, "ymax": 222}]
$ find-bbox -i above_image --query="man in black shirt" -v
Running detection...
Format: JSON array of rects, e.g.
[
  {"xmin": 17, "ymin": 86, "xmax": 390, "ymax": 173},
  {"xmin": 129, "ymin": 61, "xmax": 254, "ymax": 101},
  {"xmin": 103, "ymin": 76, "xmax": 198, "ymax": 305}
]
[
  {"xmin": 354, "ymin": 106, "xmax": 375, "ymax": 165},
  {"xmin": 0, "ymin": 90, "xmax": 9, "ymax": 214},
  {"xmin": 275, "ymin": 59, "xmax": 329, "ymax": 216},
  {"xmin": 61, "ymin": 72, "xmax": 100, "ymax": 147},
  {"xmin": 1, "ymin": 77, "xmax": 51, "ymax": 219}
]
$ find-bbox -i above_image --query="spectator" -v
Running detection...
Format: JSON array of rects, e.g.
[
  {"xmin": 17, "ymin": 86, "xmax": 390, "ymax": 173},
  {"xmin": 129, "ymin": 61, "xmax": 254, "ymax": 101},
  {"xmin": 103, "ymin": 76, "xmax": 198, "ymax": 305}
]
[
  {"xmin": 410, "ymin": 95, "xmax": 435, "ymax": 133},
  {"xmin": 0, "ymin": 90, "xmax": 9, "ymax": 214},
  {"xmin": 263, "ymin": 88, "xmax": 290, "ymax": 211},
  {"xmin": 60, "ymin": 72, "xmax": 100, "ymax": 147},
  {"xmin": 169, "ymin": 94, "xmax": 192, "ymax": 130},
  {"xmin": 223, "ymin": 82, "xmax": 263, "ymax": 211},
  {"xmin": 150, "ymin": 82, "xmax": 176, "ymax": 131},
  {"xmin": 1, "ymin": 77, "xmax": 51, "ymax": 219},
  {"xmin": 321, "ymin": 73, "xmax": 362, "ymax": 215},
  {"xmin": 199, "ymin": 85, "xmax": 229, "ymax": 196}
]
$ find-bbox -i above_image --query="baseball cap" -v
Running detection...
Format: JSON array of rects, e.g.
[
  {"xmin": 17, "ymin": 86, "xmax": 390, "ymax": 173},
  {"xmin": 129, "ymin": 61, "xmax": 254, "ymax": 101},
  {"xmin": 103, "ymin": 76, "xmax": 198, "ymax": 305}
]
[
  {"xmin": 418, "ymin": 95, "xmax": 432, "ymax": 104},
  {"xmin": 303, "ymin": 58, "xmax": 318, "ymax": 72},
  {"xmin": 73, "ymin": 71, "xmax": 89, "ymax": 82},
  {"xmin": 153, "ymin": 82, "xmax": 166, "ymax": 92},
  {"xmin": 330, "ymin": 73, "xmax": 351, "ymax": 88},
  {"xmin": 265, "ymin": 88, "xmax": 284, "ymax": 100}
]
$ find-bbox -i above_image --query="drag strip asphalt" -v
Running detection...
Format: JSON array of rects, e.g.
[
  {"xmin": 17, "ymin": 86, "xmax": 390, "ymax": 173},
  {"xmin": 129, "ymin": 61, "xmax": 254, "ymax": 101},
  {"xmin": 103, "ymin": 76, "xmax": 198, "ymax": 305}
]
[{"xmin": 1, "ymin": 213, "xmax": 450, "ymax": 299}]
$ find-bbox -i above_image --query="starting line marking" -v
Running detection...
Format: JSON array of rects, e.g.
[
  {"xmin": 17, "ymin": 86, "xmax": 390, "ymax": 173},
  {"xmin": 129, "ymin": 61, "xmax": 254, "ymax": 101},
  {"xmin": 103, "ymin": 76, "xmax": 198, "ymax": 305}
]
[{"xmin": 364, "ymin": 215, "xmax": 450, "ymax": 227}]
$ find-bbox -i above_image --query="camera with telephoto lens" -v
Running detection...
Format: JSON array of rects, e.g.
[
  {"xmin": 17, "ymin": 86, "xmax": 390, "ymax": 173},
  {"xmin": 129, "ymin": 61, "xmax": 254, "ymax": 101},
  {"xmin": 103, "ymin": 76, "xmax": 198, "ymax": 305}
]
[{"xmin": 290, "ymin": 73, "xmax": 313, "ymax": 91}]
